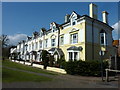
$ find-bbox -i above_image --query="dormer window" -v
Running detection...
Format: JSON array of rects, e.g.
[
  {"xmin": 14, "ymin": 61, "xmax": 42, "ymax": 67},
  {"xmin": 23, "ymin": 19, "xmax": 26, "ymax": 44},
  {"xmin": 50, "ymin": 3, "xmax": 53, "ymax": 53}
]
[
  {"xmin": 72, "ymin": 22, "xmax": 76, "ymax": 25},
  {"xmin": 40, "ymin": 31, "xmax": 43, "ymax": 37},
  {"xmin": 50, "ymin": 22, "xmax": 57, "ymax": 33},
  {"xmin": 52, "ymin": 25, "xmax": 56, "ymax": 32},
  {"xmin": 100, "ymin": 30, "xmax": 107, "ymax": 45},
  {"xmin": 72, "ymin": 16, "xmax": 77, "ymax": 25},
  {"xmin": 69, "ymin": 12, "xmax": 78, "ymax": 26}
]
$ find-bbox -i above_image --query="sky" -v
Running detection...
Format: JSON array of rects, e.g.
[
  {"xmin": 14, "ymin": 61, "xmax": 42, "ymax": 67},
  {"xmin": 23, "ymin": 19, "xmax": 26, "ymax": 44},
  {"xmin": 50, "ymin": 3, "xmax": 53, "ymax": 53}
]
[{"xmin": 2, "ymin": 2, "xmax": 119, "ymax": 45}]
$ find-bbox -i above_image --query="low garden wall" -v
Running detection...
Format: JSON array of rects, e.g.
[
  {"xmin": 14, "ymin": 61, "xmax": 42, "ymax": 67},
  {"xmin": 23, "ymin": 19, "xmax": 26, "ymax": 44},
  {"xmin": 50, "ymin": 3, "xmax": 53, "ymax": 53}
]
[{"xmin": 11, "ymin": 60, "xmax": 67, "ymax": 74}]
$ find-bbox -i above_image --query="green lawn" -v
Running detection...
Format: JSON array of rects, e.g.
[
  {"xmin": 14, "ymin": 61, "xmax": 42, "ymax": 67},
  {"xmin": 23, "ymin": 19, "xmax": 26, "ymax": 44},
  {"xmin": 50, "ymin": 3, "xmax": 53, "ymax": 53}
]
[
  {"xmin": 3, "ymin": 67, "xmax": 52, "ymax": 82},
  {"xmin": 2, "ymin": 60, "xmax": 57, "ymax": 82},
  {"xmin": 2, "ymin": 60, "xmax": 57, "ymax": 75}
]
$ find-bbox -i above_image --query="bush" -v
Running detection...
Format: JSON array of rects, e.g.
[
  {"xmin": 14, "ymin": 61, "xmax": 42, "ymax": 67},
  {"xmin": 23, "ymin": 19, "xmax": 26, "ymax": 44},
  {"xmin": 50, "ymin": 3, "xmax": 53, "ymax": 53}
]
[
  {"xmin": 41, "ymin": 50, "xmax": 50, "ymax": 69},
  {"xmin": 49, "ymin": 56, "xmax": 54, "ymax": 67},
  {"xmin": 64, "ymin": 60, "xmax": 108, "ymax": 76}
]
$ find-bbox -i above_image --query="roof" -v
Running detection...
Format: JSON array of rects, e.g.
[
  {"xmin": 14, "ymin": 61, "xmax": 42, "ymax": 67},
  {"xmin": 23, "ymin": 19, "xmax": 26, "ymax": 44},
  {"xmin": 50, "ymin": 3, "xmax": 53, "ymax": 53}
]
[
  {"xmin": 67, "ymin": 46, "xmax": 83, "ymax": 51},
  {"xmin": 72, "ymin": 11, "xmax": 81, "ymax": 18},
  {"xmin": 17, "ymin": 10, "xmax": 113, "ymax": 45},
  {"xmin": 10, "ymin": 46, "xmax": 17, "ymax": 49},
  {"xmin": 54, "ymin": 48, "xmax": 64, "ymax": 56},
  {"xmin": 30, "ymin": 51, "xmax": 37, "ymax": 54},
  {"xmin": 82, "ymin": 15, "xmax": 113, "ymax": 30},
  {"xmin": 60, "ymin": 14, "xmax": 113, "ymax": 30},
  {"xmin": 38, "ymin": 49, "xmax": 43, "ymax": 52},
  {"xmin": 48, "ymin": 48, "xmax": 56, "ymax": 52},
  {"xmin": 25, "ymin": 51, "xmax": 29, "ymax": 55},
  {"xmin": 60, "ymin": 11, "xmax": 81, "ymax": 26}
]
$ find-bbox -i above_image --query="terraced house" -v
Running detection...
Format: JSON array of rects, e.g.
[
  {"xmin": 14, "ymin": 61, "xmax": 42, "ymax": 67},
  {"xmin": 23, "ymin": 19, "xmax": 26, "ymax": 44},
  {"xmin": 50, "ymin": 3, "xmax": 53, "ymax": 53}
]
[{"xmin": 10, "ymin": 3, "xmax": 114, "ymax": 62}]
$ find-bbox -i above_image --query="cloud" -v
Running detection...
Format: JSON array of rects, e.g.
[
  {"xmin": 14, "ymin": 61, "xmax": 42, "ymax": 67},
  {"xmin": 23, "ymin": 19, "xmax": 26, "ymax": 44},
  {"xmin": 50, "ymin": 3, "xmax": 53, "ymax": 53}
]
[
  {"xmin": 112, "ymin": 21, "xmax": 120, "ymax": 40},
  {"xmin": 8, "ymin": 34, "xmax": 27, "ymax": 45}
]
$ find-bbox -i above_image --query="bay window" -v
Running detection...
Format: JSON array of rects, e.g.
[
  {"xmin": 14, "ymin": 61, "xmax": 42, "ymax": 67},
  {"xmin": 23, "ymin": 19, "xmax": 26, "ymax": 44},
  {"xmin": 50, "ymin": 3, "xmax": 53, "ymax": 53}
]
[{"xmin": 68, "ymin": 51, "xmax": 78, "ymax": 61}]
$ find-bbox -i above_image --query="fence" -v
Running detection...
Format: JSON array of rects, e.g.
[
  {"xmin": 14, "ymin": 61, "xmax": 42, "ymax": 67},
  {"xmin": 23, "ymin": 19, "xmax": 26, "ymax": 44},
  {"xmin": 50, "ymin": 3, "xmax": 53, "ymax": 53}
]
[{"xmin": 105, "ymin": 69, "xmax": 120, "ymax": 82}]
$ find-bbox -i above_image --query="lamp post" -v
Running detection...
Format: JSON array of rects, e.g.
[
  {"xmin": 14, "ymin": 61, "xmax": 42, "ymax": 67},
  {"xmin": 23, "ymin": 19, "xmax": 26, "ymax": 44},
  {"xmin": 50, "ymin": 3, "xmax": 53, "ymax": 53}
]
[{"xmin": 99, "ymin": 50, "xmax": 105, "ymax": 81}]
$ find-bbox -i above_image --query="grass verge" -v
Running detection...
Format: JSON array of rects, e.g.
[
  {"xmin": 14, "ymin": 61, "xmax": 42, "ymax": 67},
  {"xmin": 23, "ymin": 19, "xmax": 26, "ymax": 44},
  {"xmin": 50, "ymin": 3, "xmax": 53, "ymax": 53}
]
[
  {"xmin": 2, "ymin": 60, "xmax": 57, "ymax": 75},
  {"xmin": 3, "ymin": 67, "xmax": 52, "ymax": 82}
]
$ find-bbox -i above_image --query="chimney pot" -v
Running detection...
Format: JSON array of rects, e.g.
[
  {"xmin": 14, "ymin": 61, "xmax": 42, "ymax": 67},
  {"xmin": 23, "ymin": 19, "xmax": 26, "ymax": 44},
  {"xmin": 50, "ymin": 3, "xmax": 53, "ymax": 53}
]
[
  {"xmin": 102, "ymin": 11, "xmax": 109, "ymax": 24},
  {"xmin": 65, "ymin": 14, "xmax": 70, "ymax": 22},
  {"xmin": 89, "ymin": 3, "xmax": 98, "ymax": 19}
]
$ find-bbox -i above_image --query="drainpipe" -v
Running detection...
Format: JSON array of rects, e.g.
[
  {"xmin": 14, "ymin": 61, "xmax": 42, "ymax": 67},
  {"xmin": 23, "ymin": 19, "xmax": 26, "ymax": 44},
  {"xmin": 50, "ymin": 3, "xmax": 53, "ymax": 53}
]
[{"xmin": 92, "ymin": 19, "xmax": 95, "ymax": 60}]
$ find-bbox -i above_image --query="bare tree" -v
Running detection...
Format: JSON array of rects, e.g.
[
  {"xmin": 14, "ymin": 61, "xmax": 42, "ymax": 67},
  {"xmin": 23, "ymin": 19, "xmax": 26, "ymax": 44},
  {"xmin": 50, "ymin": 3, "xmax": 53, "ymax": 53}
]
[
  {"xmin": 0, "ymin": 34, "xmax": 10, "ymax": 59},
  {"xmin": 0, "ymin": 34, "xmax": 9, "ymax": 48}
]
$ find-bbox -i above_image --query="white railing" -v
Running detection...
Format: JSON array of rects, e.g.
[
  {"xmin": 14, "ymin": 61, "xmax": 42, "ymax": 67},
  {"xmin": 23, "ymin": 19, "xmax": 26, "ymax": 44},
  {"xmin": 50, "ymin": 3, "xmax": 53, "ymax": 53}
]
[{"xmin": 105, "ymin": 69, "xmax": 120, "ymax": 82}]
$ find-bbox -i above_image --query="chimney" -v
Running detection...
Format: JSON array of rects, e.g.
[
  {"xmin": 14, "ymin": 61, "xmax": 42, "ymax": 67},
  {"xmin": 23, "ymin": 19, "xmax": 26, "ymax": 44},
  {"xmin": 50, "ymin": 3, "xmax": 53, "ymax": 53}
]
[
  {"xmin": 89, "ymin": 3, "xmax": 98, "ymax": 19},
  {"xmin": 65, "ymin": 14, "xmax": 70, "ymax": 22},
  {"xmin": 102, "ymin": 11, "xmax": 109, "ymax": 24}
]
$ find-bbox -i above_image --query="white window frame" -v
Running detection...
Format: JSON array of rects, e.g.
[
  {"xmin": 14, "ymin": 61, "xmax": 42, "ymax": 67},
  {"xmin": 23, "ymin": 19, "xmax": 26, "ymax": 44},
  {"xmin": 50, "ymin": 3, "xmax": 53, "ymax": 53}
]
[
  {"xmin": 32, "ymin": 43, "xmax": 34, "ymax": 50},
  {"xmin": 45, "ymin": 39, "xmax": 48, "ymax": 48},
  {"xmin": 29, "ymin": 44, "xmax": 31, "ymax": 51},
  {"xmin": 60, "ymin": 36, "xmax": 64, "ymax": 45},
  {"xmin": 51, "ymin": 39, "xmax": 55, "ymax": 46},
  {"xmin": 71, "ymin": 15, "xmax": 77, "ymax": 26},
  {"xmin": 39, "ymin": 41, "xmax": 42, "ymax": 48},
  {"xmin": 35, "ymin": 42, "xmax": 38, "ymax": 49},
  {"xmin": 70, "ymin": 33, "xmax": 78, "ymax": 44},
  {"xmin": 100, "ymin": 32, "xmax": 107, "ymax": 45},
  {"xmin": 67, "ymin": 50, "xmax": 79, "ymax": 61}
]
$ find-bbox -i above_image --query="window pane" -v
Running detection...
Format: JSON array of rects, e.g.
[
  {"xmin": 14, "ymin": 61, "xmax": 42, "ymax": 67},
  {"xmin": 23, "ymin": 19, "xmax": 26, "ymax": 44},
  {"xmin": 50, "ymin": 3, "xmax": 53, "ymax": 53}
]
[
  {"xmin": 45, "ymin": 39, "xmax": 48, "ymax": 47},
  {"xmin": 40, "ymin": 41, "xmax": 42, "ymax": 48},
  {"xmin": 72, "ymin": 22, "xmax": 75, "ymax": 25},
  {"xmin": 51, "ymin": 39, "xmax": 55, "ymax": 46},
  {"xmin": 69, "ymin": 52, "xmax": 72, "ymax": 61},
  {"xmin": 71, "ymin": 33, "xmax": 78, "ymax": 44},
  {"xmin": 74, "ymin": 52, "xmax": 78, "ymax": 60},
  {"xmin": 100, "ymin": 33, "xmax": 106, "ymax": 45},
  {"xmin": 60, "ymin": 36, "xmax": 64, "ymax": 45}
]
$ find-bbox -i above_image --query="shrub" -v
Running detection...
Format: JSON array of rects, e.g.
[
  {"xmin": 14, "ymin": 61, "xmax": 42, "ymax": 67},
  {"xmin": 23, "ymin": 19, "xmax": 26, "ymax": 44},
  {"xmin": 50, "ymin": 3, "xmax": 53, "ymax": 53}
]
[
  {"xmin": 41, "ymin": 50, "xmax": 50, "ymax": 69},
  {"xmin": 49, "ymin": 56, "xmax": 54, "ymax": 67},
  {"xmin": 64, "ymin": 60, "xmax": 108, "ymax": 76}
]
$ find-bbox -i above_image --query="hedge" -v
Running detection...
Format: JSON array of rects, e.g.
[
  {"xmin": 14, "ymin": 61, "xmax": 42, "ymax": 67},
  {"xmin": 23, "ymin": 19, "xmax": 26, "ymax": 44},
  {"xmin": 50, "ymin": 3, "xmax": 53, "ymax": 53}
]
[{"xmin": 63, "ymin": 60, "xmax": 108, "ymax": 76}]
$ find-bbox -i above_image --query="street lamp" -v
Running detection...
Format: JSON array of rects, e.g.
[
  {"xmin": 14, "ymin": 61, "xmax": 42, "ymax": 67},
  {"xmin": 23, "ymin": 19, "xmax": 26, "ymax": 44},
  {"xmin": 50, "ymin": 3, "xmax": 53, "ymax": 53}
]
[{"xmin": 99, "ymin": 50, "xmax": 105, "ymax": 81}]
